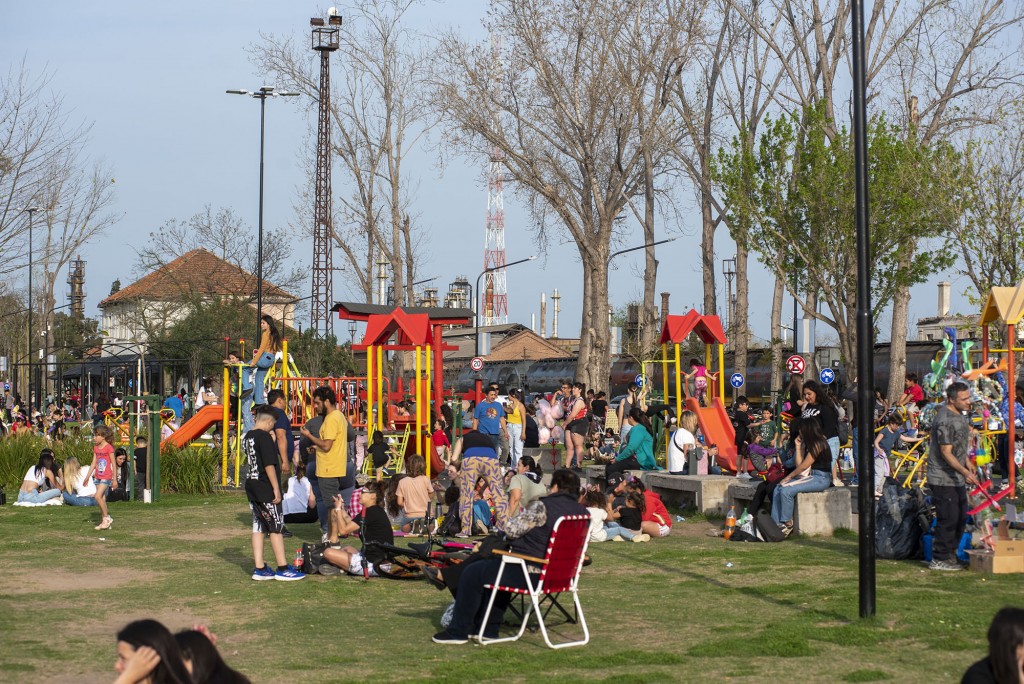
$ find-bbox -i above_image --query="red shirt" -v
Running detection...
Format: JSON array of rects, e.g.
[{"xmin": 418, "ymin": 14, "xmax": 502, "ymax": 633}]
[
  {"xmin": 904, "ymin": 384, "xmax": 924, "ymax": 403},
  {"xmin": 93, "ymin": 443, "xmax": 115, "ymax": 480},
  {"xmin": 431, "ymin": 430, "xmax": 451, "ymax": 448},
  {"xmin": 642, "ymin": 491, "xmax": 672, "ymax": 528}
]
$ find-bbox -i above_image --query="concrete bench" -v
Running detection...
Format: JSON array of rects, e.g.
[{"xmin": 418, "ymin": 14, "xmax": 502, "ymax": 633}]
[
  {"xmin": 728, "ymin": 481, "xmax": 853, "ymax": 536},
  {"xmin": 582, "ymin": 466, "xmax": 736, "ymax": 515}
]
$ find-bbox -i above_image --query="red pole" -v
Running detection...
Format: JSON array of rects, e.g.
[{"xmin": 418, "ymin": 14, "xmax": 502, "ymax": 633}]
[
  {"xmin": 982, "ymin": 326, "xmax": 989, "ymax": 364},
  {"xmin": 1008, "ymin": 323, "xmax": 1016, "ymax": 491},
  {"xmin": 432, "ymin": 324, "xmax": 444, "ymax": 411}
]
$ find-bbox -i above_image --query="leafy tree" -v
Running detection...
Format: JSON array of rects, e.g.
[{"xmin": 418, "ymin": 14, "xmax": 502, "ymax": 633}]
[{"xmin": 715, "ymin": 103, "xmax": 964, "ymax": 378}]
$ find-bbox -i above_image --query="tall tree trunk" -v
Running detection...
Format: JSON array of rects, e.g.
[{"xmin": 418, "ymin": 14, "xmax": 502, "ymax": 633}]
[
  {"xmin": 639, "ymin": 150, "xmax": 659, "ymax": 355},
  {"xmin": 734, "ymin": 242, "xmax": 749, "ymax": 394},
  {"xmin": 578, "ymin": 240, "xmax": 611, "ymax": 391},
  {"xmin": 700, "ymin": 162, "xmax": 717, "ymax": 316},
  {"xmin": 888, "ymin": 277, "xmax": 912, "ymax": 403},
  {"xmin": 770, "ymin": 273, "xmax": 784, "ymax": 396}
]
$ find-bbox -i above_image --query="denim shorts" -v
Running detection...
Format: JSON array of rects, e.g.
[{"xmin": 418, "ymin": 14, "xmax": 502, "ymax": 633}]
[{"xmin": 94, "ymin": 479, "xmax": 112, "ymax": 486}]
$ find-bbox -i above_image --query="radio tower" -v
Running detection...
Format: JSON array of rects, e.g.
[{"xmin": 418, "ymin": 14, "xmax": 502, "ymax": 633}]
[
  {"xmin": 309, "ymin": 9, "xmax": 341, "ymax": 337},
  {"xmin": 482, "ymin": 33, "xmax": 507, "ymax": 326}
]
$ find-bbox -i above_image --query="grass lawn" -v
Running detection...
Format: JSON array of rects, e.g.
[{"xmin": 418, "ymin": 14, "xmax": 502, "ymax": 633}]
[{"xmin": 0, "ymin": 492, "xmax": 1015, "ymax": 683}]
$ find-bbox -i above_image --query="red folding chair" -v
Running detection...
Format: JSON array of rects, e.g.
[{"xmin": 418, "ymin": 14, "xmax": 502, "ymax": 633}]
[{"xmin": 477, "ymin": 514, "xmax": 591, "ymax": 649}]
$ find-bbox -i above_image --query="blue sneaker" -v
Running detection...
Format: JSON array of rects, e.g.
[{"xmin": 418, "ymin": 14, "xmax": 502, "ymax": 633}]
[
  {"xmin": 251, "ymin": 566, "xmax": 275, "ymax": 581},
  {"xmin": 274, "ymin": 566, "xmax": 305, "ymax": 582}
]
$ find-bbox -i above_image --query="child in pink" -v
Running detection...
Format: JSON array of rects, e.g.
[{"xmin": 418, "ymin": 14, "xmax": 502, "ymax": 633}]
[{"xmin": 84, "ymin": 424, "xmax": 117, "ymax": 530}]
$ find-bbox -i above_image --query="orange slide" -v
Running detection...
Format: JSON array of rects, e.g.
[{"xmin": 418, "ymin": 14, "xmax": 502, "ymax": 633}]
[
  {"xmin": 685, "ymin": 397, "xmax": 742, "ymax": 473},
  {"xmin": 162, "ymin": 404, "xmax": 223, "ymax": 449}
]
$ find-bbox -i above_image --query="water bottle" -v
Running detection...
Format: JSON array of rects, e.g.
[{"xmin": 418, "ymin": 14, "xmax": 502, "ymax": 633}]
[
  {"xmin": 724, "ymin": 505, "xmax": 736, "ymax": 540},
  {"xmin": 738, "ymin": 507, "xmax": 749, "ymax": 527}
]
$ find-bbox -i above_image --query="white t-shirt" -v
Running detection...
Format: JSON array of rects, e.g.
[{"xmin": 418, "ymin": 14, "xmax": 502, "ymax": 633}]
[
  {"xmin": 195, "ymin": 386, "xmax": 217, "ymax": 408},
  {"xmin": 586, "ymin": 506, "xmax": 608, "ymax": 542},
  {"xmin": 74, "ymin": 466, "xmax": 97, "ymax": 497},
  {"xmin": 667, "ymin": 428, "xmax": 696, "ymax": 473},
  {"xmin": 282, "ymin": 476, "xmax": 312, "ymax": 516},
  {"xmin": 23, "ymin": 465, "xmax": 45, "ymax": 487}
]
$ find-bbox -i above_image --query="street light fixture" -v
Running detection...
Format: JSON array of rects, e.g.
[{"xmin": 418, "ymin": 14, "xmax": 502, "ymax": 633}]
[
  {"xmin": 474, "ymin": 256, "xmax": 537, "ymax": 357},
  {"xmin": 608, "ymin": 236, "xmax": 677, "ymax": 263},
  {"xmin": 227, "ymin": 86, "xmax": 300, "ymax": 343}
]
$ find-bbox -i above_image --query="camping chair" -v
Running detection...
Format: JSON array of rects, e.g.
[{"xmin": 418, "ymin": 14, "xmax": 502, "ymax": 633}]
[{"xmin": 478, "ymin": 515, "xmax": 591, "ymax": 649}]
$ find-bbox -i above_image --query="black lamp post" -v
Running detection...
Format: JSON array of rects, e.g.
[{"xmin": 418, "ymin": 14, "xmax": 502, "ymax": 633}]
[
  {"xmin": 474, "ymin": 256, "xmax": 536, "ymax": 357},
  {"xmin": 227, "ymin": 86, "xmax": 299, "ymax": 342}
]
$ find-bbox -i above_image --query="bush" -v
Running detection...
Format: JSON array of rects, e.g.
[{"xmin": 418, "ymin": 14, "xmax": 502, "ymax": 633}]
[
  {"xmin": 160, "ymin": 445, "xmax": 220, "ymax": 495},
  {"xmin": 0, "ymin": 434, "xmax": 98, "ymax": 492}
]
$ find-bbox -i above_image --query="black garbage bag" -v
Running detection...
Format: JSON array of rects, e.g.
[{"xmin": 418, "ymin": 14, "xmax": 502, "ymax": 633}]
[{"xmin": 875, "ymin": 478, "xmax": 928, "ymax": 560}]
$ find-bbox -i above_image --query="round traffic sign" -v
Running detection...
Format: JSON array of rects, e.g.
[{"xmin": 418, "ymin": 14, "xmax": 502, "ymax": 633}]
[
  {"xmin": 786, "ymin": 355, "xmax": 806, "ymax": 375},
  {"xmin": 730, "ymin": 373, "xmax": 744, "ymax": 388},
  {"xmin": 634, "ymin": 374, "xmax": 646, "ymax": 388},
  {"xmin": 819, "ymin": 368, "xmax": 836, "ymax": 385},
  {"xmin": 470, "ymin": 357, "xmax": 484, "ymax": 372}
]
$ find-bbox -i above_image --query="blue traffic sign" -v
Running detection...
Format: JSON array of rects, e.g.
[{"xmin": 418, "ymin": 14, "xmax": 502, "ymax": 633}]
[
  {"xmin": 819, "ymin": 368, "xmax": 836, "ymax": 385},
  {"xmin": 730, "ymin": 373, "xmax": 744, "ymax": 388},
  {"xmin": 634, "ymin": 374, "xmax": 646, "ymax": 388}
]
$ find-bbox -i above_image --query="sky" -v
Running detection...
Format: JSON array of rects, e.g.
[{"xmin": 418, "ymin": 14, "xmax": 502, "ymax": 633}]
[{"xmin": 1, "ymin": 1, "xmax": 976, "ymax": 348}]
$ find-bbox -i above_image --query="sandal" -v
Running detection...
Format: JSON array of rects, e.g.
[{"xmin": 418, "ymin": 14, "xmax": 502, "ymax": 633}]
[{"xmin": 95, "ymin": 516, "xmax": 113, "ymax": 531}]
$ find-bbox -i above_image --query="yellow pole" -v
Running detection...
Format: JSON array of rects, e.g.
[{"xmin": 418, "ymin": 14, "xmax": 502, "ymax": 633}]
[
  {"xmin": 281, "ymin": 339, "xmax": 290, "ymax": 405},
  {"xmin": 415, "ymin": 345, "xmax": 422, "ymax": 465},
  {"xmin": 672, "ymin": 343, "xmax": 681, "ymax": 418},
  {"xmin": 718, "ymin": 343, "xmax": 725, "ymax": 403},
  {"xmin": 367, "ymin": 344, "xmax": 375, "ymax": 433},
  {"xmin": 221, "ymin": 366, "xmax": 230, "ymax": 486},
  {"xmin": 377, "ymin": 346, "xmax": 385, "ymax": 432},
  {"xmin": 425, "ymin": 343, "xmax": 432, "ymax": 476}
]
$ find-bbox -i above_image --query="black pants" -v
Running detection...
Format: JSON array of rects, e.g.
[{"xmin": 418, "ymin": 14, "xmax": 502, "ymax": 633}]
[
  {"xmin": 284, "ymin": 508, "xmax": 319, "ymax": 524},
  {"xmin": 930, "ymin": 484, "xmax": 967, "ymax": 562},
  {"xmin": 606, "ymin": 456, "xmax": 641, "ymax": 479}
]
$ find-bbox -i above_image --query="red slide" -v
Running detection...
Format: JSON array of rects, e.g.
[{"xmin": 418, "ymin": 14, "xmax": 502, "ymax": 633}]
[
  {"xmin": 162, "ymin": 404, "xmax": 224, "ymax": 449},
  {"xmin": 685, "ymin": 397, "xmax": 741, "ymax": 473}
]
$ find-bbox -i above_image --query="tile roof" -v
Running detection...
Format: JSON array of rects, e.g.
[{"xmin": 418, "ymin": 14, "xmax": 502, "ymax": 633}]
[{"xmin": 99, "ymin": 249, "xmax": 296, "ymax": 308}]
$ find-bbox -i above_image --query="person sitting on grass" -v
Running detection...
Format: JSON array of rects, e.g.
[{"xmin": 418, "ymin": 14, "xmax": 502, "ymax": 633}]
[
  {"xmin": 112, "ymin": 619, "xmax": 192, "ymax": 684},
  {"xmin": 395, "ymin": 454, "xmax": 434, "ymax": 533},
  {"xmin": 584, "ymin": 488, "xmax": 646, "ymax": 542},
  {"xmin": 84, "ymin": 425, "xmax": 117, "ymax": 530},
  {"xmin": 961, "ymin": 606, "xmax": 1024, "ymax": 684},
  {"xmin": 471, "ymin": 475, "xmax": 497, "ymax": 535},
  {"xmin": 625, "ymin": 478, "xmax": 673, "ymax": 538},
  {"xmin": 770, "ymin": 419, "xmax": 833, "ymax": 537},
  {"xmin": 319, "ymin": 481, "xmax": 394, "ymax": 577},
  {"xmin": 281, "ymin": 461, "xmax": 318, "ymax": 525},
  {"xmin": 17, "ymin": 448, "xmax": 62, "ymax": 504},
  {"xmin": 107, "ymin": 447, "xmax": 132, "ymax": 503},
  {"xmin": 605, "ymin": 408, "xmax": 657, "ymax": 479},
  {"xmin": 175, "ymin": 627, "xmax": 252, "ymax": 684},
  {"xmin": 61, "ymin": 455, "xmax": 97, "ymax": 506},
  {"xmin": 245, "ymin": 406, "xmax": 304, "ymax": 582}
]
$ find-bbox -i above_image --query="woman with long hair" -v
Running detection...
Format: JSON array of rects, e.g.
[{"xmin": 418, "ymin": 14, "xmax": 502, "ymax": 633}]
[
  {"xmin": 174, "ymin": 629, "xmax": 252, "ymax": 684},
  {"xmin": 668, "ymin": 410, "xmax": 699, "ymax": 474},
  {"xmin": 113, "ymin": 619, "xmax": 192, "ymax": 684},
  {"xmin": 962, "ymin": 606, "xmax": 1024, "ymax": 683},
  {"xmin": 563, "ymin": 382, "xmax": 589, "ymax": 469},
  {"xmin": 61, "ymin": 455, "xmax": 97, "ymax": 506},
  {"xmin": 17, "ymin": 448, "xmax": 61, "ymax": 504},
  {"xmin": 800, "ymin": 379, "xmax": 844, "ymax": 486},
  {"xmin": 770, "ymin": 419, "xmax": 833, "ymax": 536},
  {"xmin": 505, "ymin": 454, "xmax": 546, "ymax": 519},
  {"xmin": 606, "ymin": 407, "xmax": 657, "ymax": 478},
  {"xmin": 251, "ymin": 314, "xmax": 282, "ymax": 406}
]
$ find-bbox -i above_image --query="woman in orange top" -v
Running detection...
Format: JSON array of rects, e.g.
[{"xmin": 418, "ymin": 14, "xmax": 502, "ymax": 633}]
[{"xmin": 252, "ymin": 314, "xmax": 282, "ymax": 405}]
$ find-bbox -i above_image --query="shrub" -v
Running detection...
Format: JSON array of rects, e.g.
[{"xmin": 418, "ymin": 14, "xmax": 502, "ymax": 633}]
[
  {"xmin": 0, "ymin": 435, "xmax": 48, "ymax": 493},
  {"xmin": 160, "ymin": 445, "xmax": 220, "ymax": 495}
]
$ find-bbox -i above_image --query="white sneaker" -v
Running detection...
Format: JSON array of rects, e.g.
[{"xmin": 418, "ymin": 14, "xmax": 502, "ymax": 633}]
[
  {"xmin": 737, "ymin": 472, "xmax": 752, "ymax": 481},
  {"xmin": 632, "ymin": 533, "xmax": 651, "ymax": 543}
]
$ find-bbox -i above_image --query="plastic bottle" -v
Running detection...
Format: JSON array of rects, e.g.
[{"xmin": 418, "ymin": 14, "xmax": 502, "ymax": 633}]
[
  {"xmin": 738, "ymin": 507, "xmax": 749, "ymax": 527},
  {"xmin": 293, "ymin": 549, "xmax": 303, "ymax": 571},
  {"xmin": 724, "ymin": 505, "xmax": 736, "ymax": 540}
]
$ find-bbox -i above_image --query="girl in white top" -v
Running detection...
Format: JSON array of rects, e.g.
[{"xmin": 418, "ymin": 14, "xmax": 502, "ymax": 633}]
[
  {"xmin": 17, "ymin": 449, "xmax": 62, "ymax": 504},
  {"xmin": 282, "ymin": 462, "xmax": 318, "ymax": 524},
  {"xmin": 667, "ymin": 411, "xmax": 700, "ymax": 474},
  {"xmin": 61, "ymin": 455, "xmax": 98, "ymax": 506}
]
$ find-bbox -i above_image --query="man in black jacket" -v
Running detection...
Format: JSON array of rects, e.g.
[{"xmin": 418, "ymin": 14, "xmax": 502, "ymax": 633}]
[{"xmin": 432, "ymin": 468, "xmax": 588, "ymax": 644}]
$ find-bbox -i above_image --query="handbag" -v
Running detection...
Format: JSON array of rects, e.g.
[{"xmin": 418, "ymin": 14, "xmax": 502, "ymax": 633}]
[{"xmin": 765, "ymin": 462, "xmax": 785, "ymax": 484}]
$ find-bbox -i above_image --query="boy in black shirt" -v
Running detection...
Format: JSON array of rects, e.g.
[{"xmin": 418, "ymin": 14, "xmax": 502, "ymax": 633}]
[
  {"xmin": 320, "ymin": 481, "xmax": 394, "ymax": 577},
  {"xmin": 133, "ymin": 435, "xmax": 148, "ymax": 501},
  {"xmin": 732, "ymin": 396, "xmax": 753, "ymax": 479},
  {"xmin": 246, "ymin": 406, "xmax": 304, "ymax": 582}
]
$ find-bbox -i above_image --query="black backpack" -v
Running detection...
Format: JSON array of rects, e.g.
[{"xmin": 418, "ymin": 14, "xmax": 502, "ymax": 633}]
[
  {"xmin": 754, "ymin": 507, "xmax": 786, "ymax": 542},
  {"xmin": 301, "ymin": 542, "xmax": 328, "ymax": 575}
]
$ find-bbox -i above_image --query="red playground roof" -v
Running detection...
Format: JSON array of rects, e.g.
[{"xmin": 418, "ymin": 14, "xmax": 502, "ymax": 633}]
[{"xmin": 658, "ymin": 309, "xmax": 728, "ymax": 345}]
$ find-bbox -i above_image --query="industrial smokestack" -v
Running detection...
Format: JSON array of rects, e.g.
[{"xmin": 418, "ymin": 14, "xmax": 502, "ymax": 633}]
[
  {"xmin": 551, "ymin": 288, "xmax": 561, "ymax": 339},
  {"xmin": 938, "ymin": 281, "xmax": 950, "ymax": 318},
  {"xmin": 660, "ymin": 292, "xmax": 670, "ymax": 326},
  {"xmin": 540, "ymin": 292, "xmax": 547, "ymax": 338}
]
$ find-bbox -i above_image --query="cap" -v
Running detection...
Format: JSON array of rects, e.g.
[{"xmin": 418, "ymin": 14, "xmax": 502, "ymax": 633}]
[{"xmin": 606, "ymin": 473, "xmax": 625, "ymax": 488}]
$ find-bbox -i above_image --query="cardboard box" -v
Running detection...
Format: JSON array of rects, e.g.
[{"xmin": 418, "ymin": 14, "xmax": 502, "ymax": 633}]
[{"xmin": 968, "ymin": 541, "xmax": 1024, "ymax": 574}]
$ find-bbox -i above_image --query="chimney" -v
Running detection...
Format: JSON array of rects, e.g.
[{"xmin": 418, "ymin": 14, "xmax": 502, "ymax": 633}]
[
  {"xmin": 551, "ymin": 288, "xmax": 561, "ymax": 339},
  {"xmin": 938, "ymin": 281, "xmax": 950, "ymax": 318},
  {"xmin": 660, "ymin": 292, "xmax": 670, "ymax": 326},
  {"xmin": 540, "ymin": 293, "xmax": 547, "ymax": 338}
]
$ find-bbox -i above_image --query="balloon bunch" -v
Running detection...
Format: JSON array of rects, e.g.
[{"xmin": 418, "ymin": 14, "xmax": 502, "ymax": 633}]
[{"xmin": 535, "ymin": 398, "xmax": 565, "ymax": 445}]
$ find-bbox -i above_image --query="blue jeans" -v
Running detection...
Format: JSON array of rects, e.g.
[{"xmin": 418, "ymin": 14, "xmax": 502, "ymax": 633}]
[
  {"xmin": 253, "ymin": 367, "xmax": 268, "ymax": 405},
  {"xmin": 603, "ymin": 522, "xmax": 638, "ymax": 540},
  {"xmin": 508, "ymin": 424, "xmax": 523, "ymax": 467},
  {"xmin": 18, "ymin": 489, "xmax": 61, "ymax": 504},
  {"xmin": 473, "ymin": 500, "xmax": 493, "ymax": 528},
  {"xmin": 772, "ymin": 470, "xmax": 832, "ymax": 524},
  {"xmin": 62, "ymin": 491, "xmax": 97, "ymax": 506},
  {"xmin": 851, "ymin": 427, "xmax": 860, "ymax": 483}
]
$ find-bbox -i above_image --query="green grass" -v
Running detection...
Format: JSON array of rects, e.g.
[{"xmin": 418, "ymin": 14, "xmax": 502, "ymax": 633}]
[{"xmin": 0, "ymin": 492, "xmax": 1013, "ymax": 683}]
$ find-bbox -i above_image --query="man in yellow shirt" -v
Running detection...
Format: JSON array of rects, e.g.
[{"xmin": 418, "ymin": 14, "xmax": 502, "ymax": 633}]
[{"xmin": 299, "ymin": 386, "xmax": 350, "ymax": 526}]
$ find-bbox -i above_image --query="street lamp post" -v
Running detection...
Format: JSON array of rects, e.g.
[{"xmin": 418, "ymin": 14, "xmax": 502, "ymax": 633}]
[
  {"xmin": 474, "ymin": 256, "xmax": 536, "ymax": 357},
  {"xmin": 227, "ymin": 86, "xmax": 299, "ymax": 342},
  {"xmin": 18, "ymin": 206, "xmax": 41, "ymax": 409}
]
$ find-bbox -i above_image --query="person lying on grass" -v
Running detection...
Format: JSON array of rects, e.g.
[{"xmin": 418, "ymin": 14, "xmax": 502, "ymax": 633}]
[{"xmin": 319, "ymin": 480, "xmax": 394, "ymax": 577}]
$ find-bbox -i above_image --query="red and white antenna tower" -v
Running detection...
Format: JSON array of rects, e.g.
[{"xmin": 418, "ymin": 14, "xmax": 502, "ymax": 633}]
[
  {"xmin": 310, "ymin": 9, "xmax": 341, "ymax": 337},
  {"xmin": 483, "ymin": 33, "xmax": 507, "ymax": 326}
]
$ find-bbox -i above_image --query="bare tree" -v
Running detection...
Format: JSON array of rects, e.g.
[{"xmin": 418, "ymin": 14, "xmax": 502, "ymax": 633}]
[
  {"xmin": 253, "ymin": 0, "xmax": 430, "ymax": 305},
  {"xmin": 434, "ymin": 0, "xmax": 705, "ymax": 387}
]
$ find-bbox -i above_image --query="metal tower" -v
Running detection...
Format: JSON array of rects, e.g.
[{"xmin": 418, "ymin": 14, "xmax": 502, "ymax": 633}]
[
  {"xmin": 310, "ymin": 10, "xmax": 341, "ymax": 337},
  {"xmin": 482, "ymin": 34, "xmax": 508, "ymax": 326},
  {"xmin": 67, "ymin": 256, "xmax": 86, "ymax": 319}
]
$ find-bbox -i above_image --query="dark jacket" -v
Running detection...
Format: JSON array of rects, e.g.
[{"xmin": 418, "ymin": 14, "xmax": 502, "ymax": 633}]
[{"xmin": 511, "ymin": 491, "xmax": 588, "ymax": 560}]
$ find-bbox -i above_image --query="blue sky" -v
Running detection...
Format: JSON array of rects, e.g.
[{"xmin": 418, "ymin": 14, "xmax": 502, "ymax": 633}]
[{"xmin": 2, "ymin": 1, "xmax": 972, "ymax": 345}]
